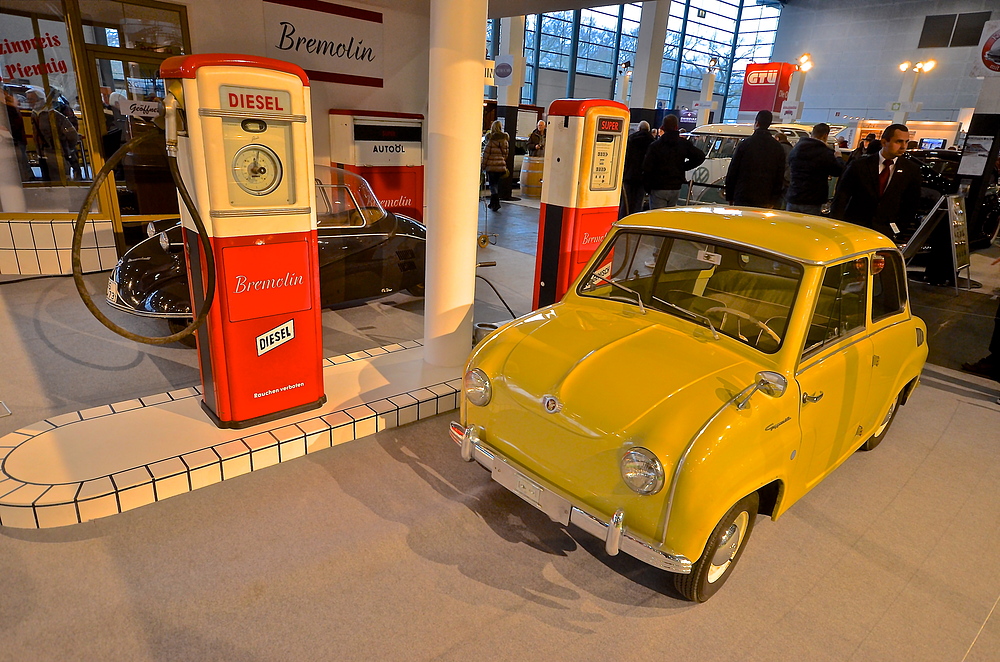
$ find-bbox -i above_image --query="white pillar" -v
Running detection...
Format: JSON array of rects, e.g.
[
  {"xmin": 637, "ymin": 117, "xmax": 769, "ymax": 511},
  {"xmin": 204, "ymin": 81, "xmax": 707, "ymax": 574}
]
[
  {"xmin": 423, "ymin": 0, "xmax": 487, "ymax": 367},
  {"xmin": 499, "ymin": 16, "xmax": 526, "ymax": 107},
  {"xmin": 893, "ymin": 70, "xmax": 919, "ymax": 125},
  {"xmin": 630, "ymin": 1, "xmax": 671, "ymax": 109},
  {"xmin": 696, "ymin": 71, "xmax": 715, "ymax": 126}
]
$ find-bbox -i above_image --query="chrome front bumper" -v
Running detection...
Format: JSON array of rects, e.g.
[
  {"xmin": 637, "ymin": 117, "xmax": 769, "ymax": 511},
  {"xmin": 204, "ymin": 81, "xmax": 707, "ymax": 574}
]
[{"xmin": 450, "ymin": 421, "xmax": 692, "ymax": 574}]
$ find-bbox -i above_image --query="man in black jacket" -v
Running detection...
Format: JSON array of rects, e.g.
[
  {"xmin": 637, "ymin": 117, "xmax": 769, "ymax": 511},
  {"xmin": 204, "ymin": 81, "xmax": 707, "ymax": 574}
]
[
  {"xmin": 786, "ymin": 123, "xmax": 844, "ymax": 215},
  {"xmin": 641, "ymin": 114, "xmax": 705, "ymax": 209},
  {"xmin": 619, "ymin": 120, "xmax": 655, "ymax": 217},
  {"xmin": 724, "ymin": 110, "xmax": 785, "ymax": 208},
  {"xmin": 831, "ymin": 123, "xmax": 921, "ymax": 239}
]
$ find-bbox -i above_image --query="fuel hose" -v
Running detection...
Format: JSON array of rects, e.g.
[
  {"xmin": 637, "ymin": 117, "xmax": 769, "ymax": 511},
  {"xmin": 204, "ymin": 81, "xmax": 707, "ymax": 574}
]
[{"xmin": 72, "ymin": 129, "xmax": 217, "ymax": 345}]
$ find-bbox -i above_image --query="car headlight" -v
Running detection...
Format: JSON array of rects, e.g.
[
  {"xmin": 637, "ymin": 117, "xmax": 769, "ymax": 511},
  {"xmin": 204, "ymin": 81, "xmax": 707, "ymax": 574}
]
[
  {"xmin": 620, "ymin": 448, "xmax": 664, "ymax": 495},
  {"xmin": 464, "ymin": 368, "xmax": 492, "ymax": 407},
  {"xmin": 159, "ymin": 232, "xmax": 171, "ymax": 252}
]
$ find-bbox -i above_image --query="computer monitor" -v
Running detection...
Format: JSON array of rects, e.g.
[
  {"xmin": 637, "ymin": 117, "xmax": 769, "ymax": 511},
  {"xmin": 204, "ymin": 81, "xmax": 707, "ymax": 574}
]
[{"xmin": 919, "ymin": 138, "xmax": 946, "ymax": 149}]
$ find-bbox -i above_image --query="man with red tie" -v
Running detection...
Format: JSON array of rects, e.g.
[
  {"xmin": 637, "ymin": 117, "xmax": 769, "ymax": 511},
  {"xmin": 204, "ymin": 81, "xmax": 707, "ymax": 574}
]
[{"xmin": 831, "ymin": 123, "xmax": 922, "ymax": 239}]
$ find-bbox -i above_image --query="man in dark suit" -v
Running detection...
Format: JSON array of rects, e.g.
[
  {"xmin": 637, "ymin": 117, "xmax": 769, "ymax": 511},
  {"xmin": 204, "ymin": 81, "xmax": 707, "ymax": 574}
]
[
  {"xmin": 724, "ymin": 109, "xmax": 786, "ymax": 208},
  {"xmin": 831, "ymin": 123, "xmax": 921, "ymax": 239},
  {"xmin": 619, "ymin": 120, "xmax": 655, "ymax": 218}
]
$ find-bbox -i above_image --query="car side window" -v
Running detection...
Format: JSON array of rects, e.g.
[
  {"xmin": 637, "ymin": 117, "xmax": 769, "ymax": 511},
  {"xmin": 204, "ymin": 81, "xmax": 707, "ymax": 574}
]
[
  {"xmin": 804, "ymin": 258, "xmax": 869, "ymax": 355},
  {"xmin": 871, "ymin": 251, "xmax": 907, "ymax": 322}
]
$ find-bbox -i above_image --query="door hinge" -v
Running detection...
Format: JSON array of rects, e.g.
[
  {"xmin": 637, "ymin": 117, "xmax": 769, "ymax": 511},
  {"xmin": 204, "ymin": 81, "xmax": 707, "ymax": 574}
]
[
  {"xmin": 872, "ymin": 355, "xmax": 880, "ymax": 367},
  {"xmin": 856, "ymin": 425, "xmax": 864, "ymax": 437}
]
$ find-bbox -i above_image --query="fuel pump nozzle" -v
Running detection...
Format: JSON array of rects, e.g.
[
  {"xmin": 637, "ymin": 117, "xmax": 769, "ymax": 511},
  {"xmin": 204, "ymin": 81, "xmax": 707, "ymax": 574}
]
[{"xmin": 164, "ymin": 92, "xmax": 179, "ymax": 158}]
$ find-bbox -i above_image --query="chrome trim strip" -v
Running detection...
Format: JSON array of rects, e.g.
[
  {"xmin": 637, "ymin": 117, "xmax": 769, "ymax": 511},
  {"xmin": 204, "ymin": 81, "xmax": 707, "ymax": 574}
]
[
  {"xmin": 198, "ymin": 108, "xmax": 307, "ymax": 122},
  {"xmin": 662, "ymin": 387, "xmax": 749, "ymax": 543},
  {"xmin": 105, "ymin": 297, "xmax": 187, "ymax": 320},
  {"xmin": 797, "ymin": 330, "xmax": 871, "ymax": 375},
  {"xmin": 449, "ymin": 422, "xmax": 691, "ymax": 574},
  {"xmin": 210, "ymin": 207, "xmax": 310, "ymax": 218}
]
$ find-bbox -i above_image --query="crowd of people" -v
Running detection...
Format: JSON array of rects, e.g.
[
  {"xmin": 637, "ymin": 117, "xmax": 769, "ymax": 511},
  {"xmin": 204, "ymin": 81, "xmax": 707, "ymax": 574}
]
[{"xmin": 617, "ymin": 108, "xmax": 1000, "ymax": 395}]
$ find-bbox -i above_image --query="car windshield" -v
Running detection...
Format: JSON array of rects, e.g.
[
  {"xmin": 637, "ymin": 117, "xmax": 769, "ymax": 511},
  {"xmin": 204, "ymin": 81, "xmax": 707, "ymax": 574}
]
[
  {"xmin": 314, "ymin": 167, "xmax": 387, "ymax": 227},
  {"xmin": 579, "ymin": 231, "xmax": 804, "ymax": 353}
]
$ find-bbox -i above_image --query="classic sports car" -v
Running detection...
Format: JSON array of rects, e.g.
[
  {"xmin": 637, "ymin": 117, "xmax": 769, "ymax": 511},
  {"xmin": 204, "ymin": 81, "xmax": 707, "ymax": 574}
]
[
  {"xmin": 451, "ymin": 208, "xmax": 927, "ymax": 602},
  {"xmin": 106, "ymin": 168, "xmax": 426, "ymax": 330}
]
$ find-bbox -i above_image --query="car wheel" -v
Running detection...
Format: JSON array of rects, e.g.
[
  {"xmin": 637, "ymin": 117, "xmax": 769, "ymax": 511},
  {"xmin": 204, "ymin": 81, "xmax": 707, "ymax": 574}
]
[
  {"xmin": 167, "ymin": 319, "xmax": 198, "ymax": 348},
  {"xmin": 859, "ymin": 391, "xmax": 902, "ymax": 452},
  {"xmin": 406, "ymin": 282, "xmax": 425, "ymax": 297},
  {"xmin": 674, "ymin": 491, "xmax": 758, "ymax": 602}
]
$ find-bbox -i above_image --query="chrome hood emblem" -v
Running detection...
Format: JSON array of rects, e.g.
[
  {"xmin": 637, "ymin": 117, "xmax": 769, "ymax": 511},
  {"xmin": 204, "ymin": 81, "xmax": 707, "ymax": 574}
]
[{"xmin": 542, "ymin": 395, "xmax": 562, "ymax": 414}]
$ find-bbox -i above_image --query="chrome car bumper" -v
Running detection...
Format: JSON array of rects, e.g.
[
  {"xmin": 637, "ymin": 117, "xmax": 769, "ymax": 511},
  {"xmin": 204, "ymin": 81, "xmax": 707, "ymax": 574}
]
[{"xmin": 450, "ymin": 421, "xmax": 692, "ymax": 575}]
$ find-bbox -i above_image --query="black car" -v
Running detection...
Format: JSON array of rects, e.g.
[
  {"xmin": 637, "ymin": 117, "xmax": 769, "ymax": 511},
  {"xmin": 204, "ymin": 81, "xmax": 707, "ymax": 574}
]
[
  {"xmin": 106, "ymin": 168, "xmax": 426, "ymax": 330},
  {"xmin": 902, "ymin": 149, "xmax": 1000, "ymax": 250}
]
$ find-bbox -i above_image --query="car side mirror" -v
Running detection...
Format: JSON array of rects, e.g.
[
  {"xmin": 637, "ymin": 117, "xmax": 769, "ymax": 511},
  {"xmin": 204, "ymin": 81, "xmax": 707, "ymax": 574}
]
[{"xmin": 735, "ymin": 371, "xmax": 787, "ymax": 410}]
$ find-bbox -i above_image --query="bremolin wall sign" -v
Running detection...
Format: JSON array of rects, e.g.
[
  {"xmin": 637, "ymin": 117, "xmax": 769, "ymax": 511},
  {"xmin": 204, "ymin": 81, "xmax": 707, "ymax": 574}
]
[{"xmin": 263, "ymin": 0, "xmax": 384, "ymax": 88}]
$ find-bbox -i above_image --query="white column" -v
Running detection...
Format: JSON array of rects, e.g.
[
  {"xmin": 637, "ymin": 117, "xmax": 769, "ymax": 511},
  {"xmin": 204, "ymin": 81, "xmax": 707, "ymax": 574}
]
[
  {"xmin": 893, "ymin": 70, "xmax": 919, "ymax": 125},
  {"xmin": 423, "ymin": 0, "xmax": 487, "ymax": 367},
  {"xmin": 630, "ymin": 1, "xmax": 671, "ymax": 109},
  {"xmin": 696, "ymin": 71, "xmax": 715, "ymax": 126},
  {"xmin": 499, "ymin": 16, "xmax": 526, "ymax": 107}
]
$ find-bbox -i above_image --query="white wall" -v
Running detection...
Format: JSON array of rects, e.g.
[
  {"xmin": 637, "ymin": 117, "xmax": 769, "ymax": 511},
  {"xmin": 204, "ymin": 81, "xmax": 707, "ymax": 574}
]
[
  {"xmin": 177, "ymin": 0, "xmax": 430, "ymax": 165},
  {"xmin": 534, "ymin": 68, "xmax": 616, "ymax": 109},
  {"xmin": 771, "ymin": 0, "xmax": 994, "ymax": 124}
]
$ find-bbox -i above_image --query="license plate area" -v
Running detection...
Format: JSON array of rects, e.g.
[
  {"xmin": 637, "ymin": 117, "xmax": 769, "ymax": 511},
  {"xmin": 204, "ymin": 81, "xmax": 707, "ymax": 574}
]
[{"xmin": 492, "ymin": 459, "xmax": 571, "ymax": 525}]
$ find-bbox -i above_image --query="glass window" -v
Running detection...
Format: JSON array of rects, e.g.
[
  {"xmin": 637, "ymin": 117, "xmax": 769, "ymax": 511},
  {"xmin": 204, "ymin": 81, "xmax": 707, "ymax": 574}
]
[
  {"xmin": 579, "ymin": 231, "xmax": 803, "ymax": 353},
  {"xmin": 805, "ymin": 258, "xmax": 870, "ymax": 355},
  {"xmin": 871, "ymin": 251, "xmax": 906, "ymax": 322},
  {"xmin": 79, "ymin": 0, "xmax": 186, "ymax": 55},
  {"xmin": 0, "ymin": 1, "xmax": 92, "ymax": 213}
]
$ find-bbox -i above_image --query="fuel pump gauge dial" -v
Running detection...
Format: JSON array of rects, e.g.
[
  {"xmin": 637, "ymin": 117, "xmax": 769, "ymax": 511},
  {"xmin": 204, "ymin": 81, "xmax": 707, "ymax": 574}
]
[{"xmin": 232, "ymin": 144, "xmax": 283, "ymax": 196}]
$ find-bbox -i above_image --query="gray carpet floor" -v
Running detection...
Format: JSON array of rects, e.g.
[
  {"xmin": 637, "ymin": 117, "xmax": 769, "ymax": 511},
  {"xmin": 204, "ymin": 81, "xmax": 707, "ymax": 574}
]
[{"xmin": 2, "ymin": 227, "xmax": 1000, "ymax": 660}]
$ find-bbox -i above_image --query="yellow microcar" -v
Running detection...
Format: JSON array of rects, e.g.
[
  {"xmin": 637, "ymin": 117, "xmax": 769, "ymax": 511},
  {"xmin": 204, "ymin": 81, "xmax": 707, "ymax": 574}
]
[{"xmin": 451, "ymin": 207, "xmax": 927, "ymax": 602}]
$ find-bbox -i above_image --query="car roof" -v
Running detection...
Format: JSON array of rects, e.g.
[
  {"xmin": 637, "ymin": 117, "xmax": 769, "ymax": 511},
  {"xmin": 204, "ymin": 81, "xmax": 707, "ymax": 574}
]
[{"xmin": 616, "ymin": 207, "xmax": 896, "ymax": 266}]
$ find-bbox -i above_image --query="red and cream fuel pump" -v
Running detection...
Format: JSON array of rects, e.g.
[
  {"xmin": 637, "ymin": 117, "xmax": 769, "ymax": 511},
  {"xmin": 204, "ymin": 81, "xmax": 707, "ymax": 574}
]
[
  {"xmin": 160, "ymin": 54, "xmax": 326, "ymax": 429},
  {"xmin": 533, "ymin": 99, "xmax": 629, "ymax": 309}
]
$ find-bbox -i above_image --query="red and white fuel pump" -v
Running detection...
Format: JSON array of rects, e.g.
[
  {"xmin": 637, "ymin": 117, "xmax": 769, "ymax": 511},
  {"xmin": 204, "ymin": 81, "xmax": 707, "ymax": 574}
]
[
  {"xmin": 160, "ymin": 54, "xmax": 326, "ymax": 429},
  {"xmin": 533, "ymin": 99, "xmax": 629, "ymax": 309},
  {"xmin": 329, "ymin": 110, "xmax": 424, "ymax": 221}
]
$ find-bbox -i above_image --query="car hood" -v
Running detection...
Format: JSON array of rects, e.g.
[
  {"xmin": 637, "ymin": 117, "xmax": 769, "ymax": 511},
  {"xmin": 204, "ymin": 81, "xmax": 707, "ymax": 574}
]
[{"xmin": 496, "ymin": 304, "xmax": 756, "ymax": 438}]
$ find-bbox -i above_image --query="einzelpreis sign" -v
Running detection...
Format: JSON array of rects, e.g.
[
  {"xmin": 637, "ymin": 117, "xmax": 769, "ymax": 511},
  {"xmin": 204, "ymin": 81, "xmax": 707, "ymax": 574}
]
[{"xmin": 263, "ymin": 0, "xmax": 384, "ymax": 88}]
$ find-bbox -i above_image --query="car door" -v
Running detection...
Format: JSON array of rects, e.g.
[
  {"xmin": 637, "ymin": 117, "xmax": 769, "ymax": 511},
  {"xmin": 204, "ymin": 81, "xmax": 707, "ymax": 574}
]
[
  {"xmin": 866, "ymin": 250, "xmax": 913, "ymax": 431},
  {"xmin": 795, "ymin": 257, "xmax": 875, "ymax": 490}
]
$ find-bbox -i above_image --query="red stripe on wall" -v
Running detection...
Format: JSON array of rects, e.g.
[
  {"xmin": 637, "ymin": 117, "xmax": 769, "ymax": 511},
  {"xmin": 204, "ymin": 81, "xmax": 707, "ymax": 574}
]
[
  {"xmin": 305, "ymin": 69, "xmax": 383, "ymax": 88},
  {"xmin": 263, "ymin": 0, "xmax": 382, "ymax": 24}
]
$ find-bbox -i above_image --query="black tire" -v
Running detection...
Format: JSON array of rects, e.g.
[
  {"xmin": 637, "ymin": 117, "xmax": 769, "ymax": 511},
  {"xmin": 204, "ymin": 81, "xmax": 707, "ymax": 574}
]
[
  {"xmin": 674, "ymin": 491, "xmax": 758, "ymax": 602},
  {"xmin": 859, "ymin": 390, "xmax": 902, "ymax": 452},
  {"xmin": 406, "ymin": 282, "xmax": 425, "ymax": 297},
  {"xmin": 167, "ymin": 319, "xmax": 198, "ymax": 348}
]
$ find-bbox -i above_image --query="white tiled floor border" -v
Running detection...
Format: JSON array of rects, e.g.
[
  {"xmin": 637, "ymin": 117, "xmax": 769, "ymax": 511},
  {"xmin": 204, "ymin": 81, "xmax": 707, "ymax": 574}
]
[
  {"xmin": 0, "ymin": 340, "xmax": 461, "ymax": 529},
  {"xmin": 0, "ymin": 219, "xmax": 116, "ymax": 275}
]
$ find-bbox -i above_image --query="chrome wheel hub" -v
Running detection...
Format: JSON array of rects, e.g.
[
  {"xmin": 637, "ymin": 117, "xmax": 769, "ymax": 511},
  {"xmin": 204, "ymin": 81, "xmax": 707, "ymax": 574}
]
[{"xmin": 707, "ymin": 511, "xmax": 748, "ymax": 583}]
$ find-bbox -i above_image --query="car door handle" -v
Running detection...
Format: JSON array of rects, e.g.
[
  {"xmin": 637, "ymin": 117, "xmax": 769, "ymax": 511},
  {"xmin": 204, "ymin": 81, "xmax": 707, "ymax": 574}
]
[{"xmin": 802, "ymin": 391, "xmax": 824, "ymax": 404}]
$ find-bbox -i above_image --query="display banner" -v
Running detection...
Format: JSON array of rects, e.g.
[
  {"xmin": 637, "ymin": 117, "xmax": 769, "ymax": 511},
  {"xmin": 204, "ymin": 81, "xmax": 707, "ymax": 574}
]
[
  {"xmin": 263, "ymin": 0, "xmax": 384, "ymax": 88},
  {"xmin": 739, "ymin": 62, "xmax": 796, "ymax": 113},
  {"xmin": 971, "ymin": 20, "xmax": 1000, "ymax": 77}
]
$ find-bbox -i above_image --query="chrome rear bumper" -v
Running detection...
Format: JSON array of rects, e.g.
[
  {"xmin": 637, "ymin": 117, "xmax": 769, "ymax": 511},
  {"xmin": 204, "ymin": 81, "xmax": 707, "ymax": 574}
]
[{"xmin": 450, "ymin": 421, "xmax": 692, "ymax": 574}]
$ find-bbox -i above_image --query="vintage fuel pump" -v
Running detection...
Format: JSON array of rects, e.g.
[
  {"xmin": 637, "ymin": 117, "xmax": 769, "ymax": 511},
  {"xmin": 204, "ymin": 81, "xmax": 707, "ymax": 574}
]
[
  {"xmin": 532, "ymin": 99, "xmax": 629, "ymax": 309},
  {"xmin": 158, "ymin": 54, "xmax": 326, "ymax": 429}
]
